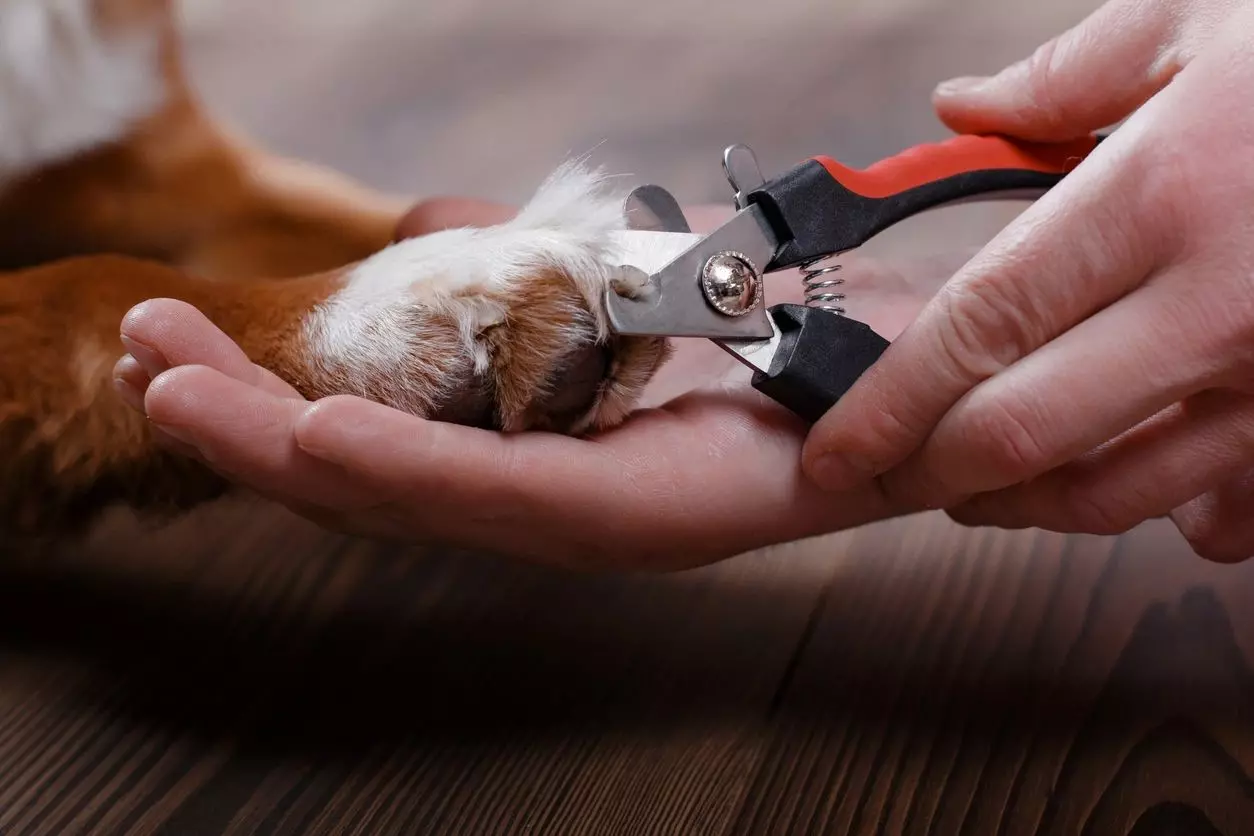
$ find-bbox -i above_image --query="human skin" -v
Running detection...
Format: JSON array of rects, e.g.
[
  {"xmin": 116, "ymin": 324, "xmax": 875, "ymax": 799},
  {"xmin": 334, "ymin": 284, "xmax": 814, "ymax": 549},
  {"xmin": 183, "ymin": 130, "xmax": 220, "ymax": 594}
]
[
  {"xmin": 800, "ymin": 0, "xmax": 1254, "ymax": 563},
  {"xmin": 113, "ymin": 200, "xmax": 935, "ymax": 570}
]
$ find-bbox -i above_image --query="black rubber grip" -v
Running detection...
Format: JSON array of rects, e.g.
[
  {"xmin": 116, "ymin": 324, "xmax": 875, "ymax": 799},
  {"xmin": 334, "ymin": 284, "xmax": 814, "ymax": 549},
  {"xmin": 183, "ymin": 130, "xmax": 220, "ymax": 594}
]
[
  {"xmin": 747, "ymin": 160, "xmax": 1064, "ymax": 271},
  {"xmin": 750, "ymin": 304, "xmax": 890, "ymax": 424}
]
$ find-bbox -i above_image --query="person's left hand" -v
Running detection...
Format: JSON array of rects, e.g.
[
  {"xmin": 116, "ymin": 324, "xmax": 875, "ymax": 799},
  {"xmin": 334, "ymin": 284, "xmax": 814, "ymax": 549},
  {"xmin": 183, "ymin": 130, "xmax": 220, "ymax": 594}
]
[{"xmin": 112, "ymin": 199, "xmax": 933, "ymax": 570}]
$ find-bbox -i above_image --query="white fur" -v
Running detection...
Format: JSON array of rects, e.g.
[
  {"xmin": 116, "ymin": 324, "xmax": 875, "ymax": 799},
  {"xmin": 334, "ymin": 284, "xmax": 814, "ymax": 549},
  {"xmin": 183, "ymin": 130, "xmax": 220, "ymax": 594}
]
[
  {"xmin": 303, "ymin": 160, "xmax": 694, "ymax": 411},
  {"xmin": 0, "ymin": 0, "xmax": 167, "ymax": 182}
]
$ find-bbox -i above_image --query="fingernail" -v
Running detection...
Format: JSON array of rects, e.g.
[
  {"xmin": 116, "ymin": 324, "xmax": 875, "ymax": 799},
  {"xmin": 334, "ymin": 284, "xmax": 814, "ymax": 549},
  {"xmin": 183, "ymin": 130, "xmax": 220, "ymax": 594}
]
[
  {"xmin": 807, "ymin": 451, "xmax": 874, "ymax": 492},
  {"xmin": 112, "ymin": 375, "xmax": 145, "ymax": 413},
  {"xmin": 119, "ymin": 335, "xmax": 169, "ymax": 379},
  {"xmin": 935, "ymin": 75, "xmax": 992, "ymax": 96}
]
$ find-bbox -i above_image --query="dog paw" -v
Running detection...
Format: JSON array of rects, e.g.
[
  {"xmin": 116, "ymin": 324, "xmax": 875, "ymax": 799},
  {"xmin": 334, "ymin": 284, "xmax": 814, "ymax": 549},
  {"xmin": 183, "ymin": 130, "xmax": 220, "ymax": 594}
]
[{"xmin": 299, "ymin": 159, "xmax": 679, "ymax": 434}]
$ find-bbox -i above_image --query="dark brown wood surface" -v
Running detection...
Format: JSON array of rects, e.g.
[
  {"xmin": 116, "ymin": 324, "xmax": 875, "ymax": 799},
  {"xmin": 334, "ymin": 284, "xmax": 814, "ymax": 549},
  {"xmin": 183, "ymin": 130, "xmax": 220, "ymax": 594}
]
[{"xmin": 5, "ymin": 0, "xmax": 1254, "ymax": 833}]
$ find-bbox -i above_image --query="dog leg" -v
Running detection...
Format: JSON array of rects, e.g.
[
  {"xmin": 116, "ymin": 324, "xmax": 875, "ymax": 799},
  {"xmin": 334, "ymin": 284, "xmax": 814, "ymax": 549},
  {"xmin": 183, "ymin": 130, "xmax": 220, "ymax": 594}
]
[
  {"xmin": 0, "ymin": 0, "xmax": 409, "ymax": 279},
  {"xmin": 0, "ymin": 161, "xmax": 673, "ymax": 539}
]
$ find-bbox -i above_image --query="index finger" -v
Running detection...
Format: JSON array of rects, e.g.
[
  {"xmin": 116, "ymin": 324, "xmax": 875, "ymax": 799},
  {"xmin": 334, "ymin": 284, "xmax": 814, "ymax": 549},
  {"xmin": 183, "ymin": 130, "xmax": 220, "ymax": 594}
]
[{"xmin": 799, "ymin": 126, "xmax": 1161, "ymax": 492}]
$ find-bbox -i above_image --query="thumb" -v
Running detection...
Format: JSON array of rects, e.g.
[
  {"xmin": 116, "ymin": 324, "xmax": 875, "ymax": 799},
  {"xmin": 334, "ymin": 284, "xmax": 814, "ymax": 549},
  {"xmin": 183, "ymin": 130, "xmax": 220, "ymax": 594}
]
[{"xmin": 933, "ymin": 0, "xmax": 1182, "ymax": 140}]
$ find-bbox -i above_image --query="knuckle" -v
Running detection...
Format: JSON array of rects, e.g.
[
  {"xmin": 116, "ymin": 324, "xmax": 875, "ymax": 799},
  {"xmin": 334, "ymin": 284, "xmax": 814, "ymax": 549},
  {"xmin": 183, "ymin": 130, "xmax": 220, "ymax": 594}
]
[
  {"xmin": 1079, "ymin": 139, "xmax": 1191, "ymax": 268},
  {"xmin": 852, "ymin": 399, "xmax": 927, "ymax": 466},
  {"xmin": 1120, "ymin": 126, "xmax": 1248, "ymax": 261},
  {"xmin": 958, "ymin": 389, "xmax": 1054, "ymax": 483},
  {"xmin": 1017, "ymin": 37, "xmax": 1073, "ymax": 131},
  {"xmin": 932, "ymin": 278, "xmax": 1032, "ymax": 382},
  {"xmin": 1125, "ymin": 137, "xmax": 1195, "ymax": 229}
]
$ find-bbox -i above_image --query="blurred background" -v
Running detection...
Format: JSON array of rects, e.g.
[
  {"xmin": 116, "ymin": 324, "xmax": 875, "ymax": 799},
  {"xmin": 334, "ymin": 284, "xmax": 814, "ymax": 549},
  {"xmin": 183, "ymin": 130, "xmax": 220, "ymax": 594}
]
[{"xmin": 177, "ymin": 0, "xmax": 1103, "ymax": 206}]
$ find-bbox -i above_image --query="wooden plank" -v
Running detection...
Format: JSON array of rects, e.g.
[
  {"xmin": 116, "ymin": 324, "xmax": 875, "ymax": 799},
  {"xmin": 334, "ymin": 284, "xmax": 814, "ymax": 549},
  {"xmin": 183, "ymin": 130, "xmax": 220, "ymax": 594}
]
[
  {"xmin": 733, "ymin": 517, "xmax": 1254, "ymax": 835},
  {"xmin": 0, "ymin": 504, "xmax": 848, "ymax": 834}
]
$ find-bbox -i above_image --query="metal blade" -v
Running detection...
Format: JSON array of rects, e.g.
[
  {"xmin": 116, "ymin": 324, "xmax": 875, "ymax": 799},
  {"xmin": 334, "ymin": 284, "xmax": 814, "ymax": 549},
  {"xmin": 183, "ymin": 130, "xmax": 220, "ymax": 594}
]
[
  {"xmin": 714, "ymin": 318, "xmax": 784, "ymax": 375},
  {"xmin": 723, "ymin": 144, "xmax": 766, "ymax": 210},
  {"xmin": 623, "ymin": 185, "xmax": 692, "ymax": 233},
  {"xmin": 607, "ymin": 229, "xmax": 703, "ymax": 276},
  {"xmin": 604, "ymin": 204, "xmax": 779, "ymax": 340}
]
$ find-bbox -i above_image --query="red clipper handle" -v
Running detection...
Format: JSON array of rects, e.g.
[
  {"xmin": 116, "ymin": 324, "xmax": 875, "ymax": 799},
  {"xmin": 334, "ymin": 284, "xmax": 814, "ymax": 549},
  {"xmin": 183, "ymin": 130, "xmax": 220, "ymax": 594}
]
[
  {"xmin": 813, "ymin": 133, "xmax": 1099, "ymax": 200},
  {"xmin": 748, "ymin": 133, "xmax": 1103, "ymax": 270}
]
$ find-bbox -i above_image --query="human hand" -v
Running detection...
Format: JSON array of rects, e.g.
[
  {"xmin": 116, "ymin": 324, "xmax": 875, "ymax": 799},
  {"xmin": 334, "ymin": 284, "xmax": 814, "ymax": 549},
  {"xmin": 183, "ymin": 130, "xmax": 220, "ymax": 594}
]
[
  {"xmin": 799, "ymin": 0, "xmax": 1254, "ymax": 561},
  {"xmin": 114, "ymin": 198, "xmax": 935, "ymax": 570}
]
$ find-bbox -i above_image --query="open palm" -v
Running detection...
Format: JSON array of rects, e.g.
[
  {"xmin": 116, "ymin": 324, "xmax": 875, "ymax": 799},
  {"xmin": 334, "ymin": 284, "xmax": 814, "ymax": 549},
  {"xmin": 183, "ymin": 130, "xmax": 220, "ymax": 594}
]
[{"xmin": 118, "ymin": 200, "xmax": 973, "ymax": 569}]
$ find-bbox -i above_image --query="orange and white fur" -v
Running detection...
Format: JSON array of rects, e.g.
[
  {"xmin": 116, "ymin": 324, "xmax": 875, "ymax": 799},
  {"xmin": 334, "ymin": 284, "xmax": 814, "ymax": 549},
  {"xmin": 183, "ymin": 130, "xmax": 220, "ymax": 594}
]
[{"xmin": 0, "ymin": 0, "xmax": 675, "ymax": 538}]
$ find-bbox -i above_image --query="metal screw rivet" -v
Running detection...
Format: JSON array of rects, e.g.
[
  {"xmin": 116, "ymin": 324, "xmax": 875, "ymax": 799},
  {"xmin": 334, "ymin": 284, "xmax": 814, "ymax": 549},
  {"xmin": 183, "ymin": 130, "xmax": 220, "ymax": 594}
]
[{"xmin": 701, "ymin": 251, "xmax": 761, "ymax": 317}]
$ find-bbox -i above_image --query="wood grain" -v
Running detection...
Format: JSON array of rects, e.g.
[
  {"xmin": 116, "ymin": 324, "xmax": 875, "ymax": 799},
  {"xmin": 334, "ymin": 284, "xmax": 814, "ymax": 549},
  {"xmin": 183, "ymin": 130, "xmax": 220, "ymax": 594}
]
[
  {"xmin": 729, "ymin": 519, "xmax": 1254, "ymax": 835},
  {"xmin": 6, "ymin": 509, "xmax": 1254, "ymax": 834},
  {"xmin": 5, "ymin": 0, "xmax": 1254, "ymax": 833}
]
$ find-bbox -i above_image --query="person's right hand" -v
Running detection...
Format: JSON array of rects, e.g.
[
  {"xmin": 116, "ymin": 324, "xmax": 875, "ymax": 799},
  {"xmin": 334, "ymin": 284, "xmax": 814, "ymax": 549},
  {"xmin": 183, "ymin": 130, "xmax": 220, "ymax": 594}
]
[{"xmin": 799, "ymin": 0, "xmax": 1254, "ymax": 562}]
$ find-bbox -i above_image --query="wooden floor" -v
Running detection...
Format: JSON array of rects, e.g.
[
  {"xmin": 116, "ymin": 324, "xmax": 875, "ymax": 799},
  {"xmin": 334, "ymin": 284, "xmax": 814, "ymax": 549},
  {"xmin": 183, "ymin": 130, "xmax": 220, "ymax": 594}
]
[{"xmin": 6, "ymin": 0, "xmax": 1254, "ymax": 833}]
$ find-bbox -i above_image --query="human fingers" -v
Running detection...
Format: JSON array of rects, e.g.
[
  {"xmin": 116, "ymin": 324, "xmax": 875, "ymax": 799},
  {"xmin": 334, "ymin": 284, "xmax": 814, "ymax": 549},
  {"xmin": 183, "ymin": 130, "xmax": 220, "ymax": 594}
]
[
  {"xmin": 120, "ymin": 298, "xmax": 302, "ymax": 400},
  {"xmin": 946, "ymin": 390, "xmax": 1254, "ymax": 535},
  {"xmin": 1170, "ymin": 471, "xmax": 1254, "ymax": 564},
  {"xmin": 293, "ymin": 389, "xmax": 900, "ymax": 569},
  {"xmin": 833, "ymin": 29, "xmax": 1254, "ymax": 506},
  {"xmin": 875, "ymin": 261, "xmax": 1243, "ymax": 508},
  {"xmin": 142, "ymin": 364, "xmax": 372, "ymax": 511},
  {"xmin": 800, "ymin": 120, "xmax": 1164, "ymax": 493},
  {"xmin": 112, "ymin": 353, "xmax": 151, "ymax": 413},
  {"xmin": 933, "ymin": 0, "xmax": 1189, "ymax": 140},
  {"xmin": 108, "ymin": 352, "xmax": 203, "ymax": 460}
]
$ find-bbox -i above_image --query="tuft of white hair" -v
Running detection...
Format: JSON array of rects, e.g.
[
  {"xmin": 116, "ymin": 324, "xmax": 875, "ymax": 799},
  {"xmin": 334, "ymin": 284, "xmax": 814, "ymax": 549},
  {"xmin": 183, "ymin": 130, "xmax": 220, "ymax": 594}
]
[{"xmin": 302, "ymin": 158, "xmax": 652, "ymax": 414}]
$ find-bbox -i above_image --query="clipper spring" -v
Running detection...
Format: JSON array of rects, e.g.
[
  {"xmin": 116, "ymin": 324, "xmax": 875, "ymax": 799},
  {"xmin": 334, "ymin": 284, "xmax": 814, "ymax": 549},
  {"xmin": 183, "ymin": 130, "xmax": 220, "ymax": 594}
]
[
  {"xmin": 724, "ymin": 143, "xmax": 850, "ymax": 320},
  {"xmin": 799, "ymin": 255, "xmax": 846, "ymax": 316}
]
